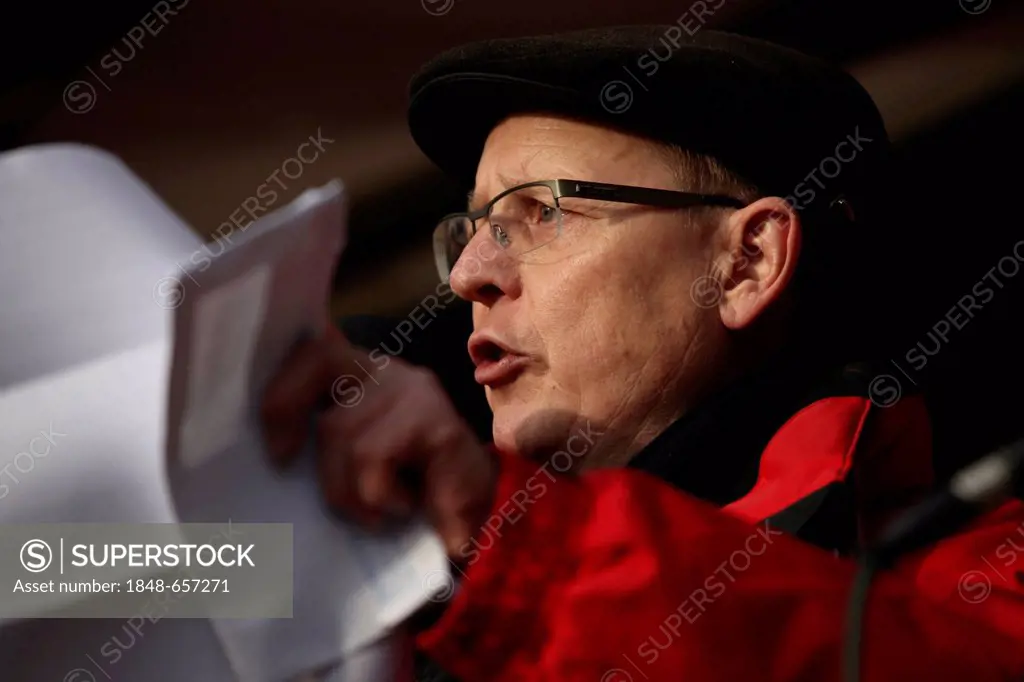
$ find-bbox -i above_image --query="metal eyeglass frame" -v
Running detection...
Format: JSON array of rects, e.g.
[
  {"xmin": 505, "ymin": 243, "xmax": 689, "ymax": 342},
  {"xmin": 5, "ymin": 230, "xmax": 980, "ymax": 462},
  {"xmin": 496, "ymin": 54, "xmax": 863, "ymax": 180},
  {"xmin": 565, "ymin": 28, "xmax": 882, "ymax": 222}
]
[{"xmin": 433, "ymin": 178, "xmax": 746, "ymax": 281}]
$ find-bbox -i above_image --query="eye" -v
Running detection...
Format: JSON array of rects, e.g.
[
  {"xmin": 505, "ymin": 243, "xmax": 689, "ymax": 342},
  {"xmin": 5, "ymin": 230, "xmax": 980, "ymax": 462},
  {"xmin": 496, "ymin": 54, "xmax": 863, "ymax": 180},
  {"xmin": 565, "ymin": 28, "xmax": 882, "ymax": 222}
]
[
  {"xmin": 538, "ymin": 203, "xmax": 558, "ymax": 223},
  {"xmin": 519, "ymin": 196, "xmax": 560, "ymax": 224}
]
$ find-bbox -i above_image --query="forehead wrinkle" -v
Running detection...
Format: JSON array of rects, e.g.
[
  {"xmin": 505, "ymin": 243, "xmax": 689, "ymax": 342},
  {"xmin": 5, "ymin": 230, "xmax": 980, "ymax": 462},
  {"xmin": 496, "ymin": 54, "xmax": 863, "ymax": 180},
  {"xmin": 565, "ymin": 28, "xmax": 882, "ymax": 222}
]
[
  {"xmin": 468, "ymin": 171, "xmax": 528, "ymax": 211},
  {"xmin": 515, "ymin": 145, "xmax": 594, "ymax": 186},
  {"xmin": 516, "ymin": 146, "xmax": 557, "ymax": 181},
  {"xmin": 472, "ymin": 122, "xmax": 622, "ymax": 208},
  {"xmin": 470, "ymin": 143, "xmax": 556, "ymax": 210},
  {"xmin": 522, "ymin": 132, "xmax": 646, "ymax": 186}
]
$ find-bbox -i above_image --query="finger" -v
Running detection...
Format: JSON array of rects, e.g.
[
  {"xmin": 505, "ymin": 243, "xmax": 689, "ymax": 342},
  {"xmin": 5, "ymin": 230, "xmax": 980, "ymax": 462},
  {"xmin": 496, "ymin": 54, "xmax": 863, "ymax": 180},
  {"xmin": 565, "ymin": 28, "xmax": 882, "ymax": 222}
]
[
  {"xmin": 315, "ymin": 385, "xmax": 407, "ymax": 522},
  {"xmin": 316, "ymin": 410, "xmax": 383, "ymax": 528},
  {"xmin": 261, "ymin": 327, "xmax": 368, "ymax": 464},
  {"xmin": 322, "ymin": 328, "xmax": 388, "ymax": 396},
  {"xmin": 261, "ymin": 335, "xmax": 333, "ymax": 463},
  {"xmin": 320, "ymin": 401, "xmax": 419, "ymax": 521},
  {"xmin": 353, "ymin": 423, "xmax": 419, "ymax": 520},
  {"xmin": 387, "ymin": 367, "xmax": 492, "ymax": 554},
  {"xmin": 426, "ymin": 438, "xmax": 496, "ymax": 558}
]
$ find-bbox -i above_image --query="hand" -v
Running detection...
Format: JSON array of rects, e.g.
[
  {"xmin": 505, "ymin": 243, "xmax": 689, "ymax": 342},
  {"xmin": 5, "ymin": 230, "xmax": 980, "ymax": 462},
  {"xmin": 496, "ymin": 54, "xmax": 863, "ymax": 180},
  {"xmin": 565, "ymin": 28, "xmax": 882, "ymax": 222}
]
[{"xmin": 260, "ymin": 325, "xmax": 498, "ymax": 559}]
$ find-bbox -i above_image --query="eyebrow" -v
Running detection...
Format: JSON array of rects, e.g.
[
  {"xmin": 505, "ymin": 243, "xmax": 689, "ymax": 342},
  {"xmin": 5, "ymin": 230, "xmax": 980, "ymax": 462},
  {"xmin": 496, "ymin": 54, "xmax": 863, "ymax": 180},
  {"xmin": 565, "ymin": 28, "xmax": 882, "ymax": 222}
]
[{"xmin": 466, "ymin": 173, "xmax": 527, "ymax": 212}]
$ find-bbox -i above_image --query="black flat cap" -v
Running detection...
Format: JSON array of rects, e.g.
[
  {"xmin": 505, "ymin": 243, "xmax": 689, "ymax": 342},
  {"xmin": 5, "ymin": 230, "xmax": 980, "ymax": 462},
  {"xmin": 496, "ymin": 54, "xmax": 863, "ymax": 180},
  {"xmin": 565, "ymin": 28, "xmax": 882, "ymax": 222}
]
[{"xmin": 408, "ymin": 25, "xmax": 891, "ymax": 218}]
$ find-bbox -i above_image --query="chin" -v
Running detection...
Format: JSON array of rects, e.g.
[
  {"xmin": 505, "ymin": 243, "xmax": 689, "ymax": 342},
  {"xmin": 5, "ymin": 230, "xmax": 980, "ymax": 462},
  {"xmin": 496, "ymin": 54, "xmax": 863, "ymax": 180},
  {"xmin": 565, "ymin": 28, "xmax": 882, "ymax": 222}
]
[{"xmin": 489, "ymin": 395, "xmax": 589, "ymax": 462}]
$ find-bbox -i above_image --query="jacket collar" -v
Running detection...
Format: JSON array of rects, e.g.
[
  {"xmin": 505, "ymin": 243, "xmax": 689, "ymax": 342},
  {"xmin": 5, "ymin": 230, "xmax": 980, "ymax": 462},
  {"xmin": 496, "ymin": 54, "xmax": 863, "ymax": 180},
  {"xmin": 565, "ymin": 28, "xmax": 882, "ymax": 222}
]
[{"xmin": 626, "ymin": 352, "xmax": 830, "ymax": 507}]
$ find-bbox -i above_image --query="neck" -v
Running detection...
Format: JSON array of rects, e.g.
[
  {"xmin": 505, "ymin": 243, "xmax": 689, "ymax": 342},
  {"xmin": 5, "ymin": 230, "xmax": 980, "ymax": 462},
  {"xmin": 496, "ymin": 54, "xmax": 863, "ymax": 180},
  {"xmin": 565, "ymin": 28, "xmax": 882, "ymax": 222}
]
[
  {"xmin": 587, "ymin": 334, "xmax": 756, "ymax": 469},
  {"xmin": 626, "ymin": 345, "xmax": 835, "ymax": 504}
]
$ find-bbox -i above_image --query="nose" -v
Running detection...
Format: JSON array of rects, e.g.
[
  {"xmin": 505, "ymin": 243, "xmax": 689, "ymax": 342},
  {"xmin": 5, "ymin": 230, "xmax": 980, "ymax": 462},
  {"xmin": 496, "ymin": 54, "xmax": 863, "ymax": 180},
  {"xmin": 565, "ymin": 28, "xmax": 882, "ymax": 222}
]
[{"xmin": 448, "ymin": 226, "xmax": 520, "ymax": 305}]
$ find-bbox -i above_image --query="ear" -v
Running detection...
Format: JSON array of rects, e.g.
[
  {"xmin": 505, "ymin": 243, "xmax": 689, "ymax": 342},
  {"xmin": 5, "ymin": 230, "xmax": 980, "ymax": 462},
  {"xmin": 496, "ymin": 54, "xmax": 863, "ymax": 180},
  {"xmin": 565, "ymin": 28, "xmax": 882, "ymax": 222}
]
[{"xmin": 713, "ymin": 197, "xmax": 801, "ymax": 331}]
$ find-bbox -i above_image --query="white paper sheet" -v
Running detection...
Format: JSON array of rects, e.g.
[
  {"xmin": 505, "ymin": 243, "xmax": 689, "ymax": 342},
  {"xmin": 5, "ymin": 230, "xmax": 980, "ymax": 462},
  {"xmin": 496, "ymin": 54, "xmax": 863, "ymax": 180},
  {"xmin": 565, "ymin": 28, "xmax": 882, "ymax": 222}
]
[
  {"xmin": 0, "ymin": 144, "xmax": 446, "ymax": 681},
  {"xmin": 0, "ymin": 144, "xmax": 237, "ymax": 681},
  {"xmin": 164, "ymin": 180, "xmax": 448, "ymax": 681}
]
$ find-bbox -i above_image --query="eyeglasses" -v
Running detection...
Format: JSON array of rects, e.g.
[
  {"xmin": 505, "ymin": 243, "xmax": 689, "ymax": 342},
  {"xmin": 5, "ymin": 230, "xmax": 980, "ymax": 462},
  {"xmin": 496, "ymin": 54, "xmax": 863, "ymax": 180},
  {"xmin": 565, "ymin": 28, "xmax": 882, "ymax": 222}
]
[{"xmin": 432, "ymin": 179, "xmax": 745, "ymax": 282}]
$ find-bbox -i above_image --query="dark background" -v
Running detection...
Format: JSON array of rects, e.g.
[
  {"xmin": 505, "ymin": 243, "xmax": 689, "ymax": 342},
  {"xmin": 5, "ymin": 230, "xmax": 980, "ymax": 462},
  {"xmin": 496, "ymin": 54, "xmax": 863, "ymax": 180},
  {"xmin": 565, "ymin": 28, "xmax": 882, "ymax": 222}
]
[{"xmin": 2, "ymin": 0, "xmax": 1022, "ymax": 477}]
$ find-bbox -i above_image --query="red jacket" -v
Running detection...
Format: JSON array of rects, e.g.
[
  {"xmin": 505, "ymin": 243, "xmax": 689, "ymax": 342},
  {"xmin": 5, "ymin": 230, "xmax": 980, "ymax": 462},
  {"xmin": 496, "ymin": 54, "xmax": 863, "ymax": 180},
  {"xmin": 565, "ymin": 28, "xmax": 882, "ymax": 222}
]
[{"xmin": 415, "ymin": 383, "xmax": 1024, "ymax": 680}]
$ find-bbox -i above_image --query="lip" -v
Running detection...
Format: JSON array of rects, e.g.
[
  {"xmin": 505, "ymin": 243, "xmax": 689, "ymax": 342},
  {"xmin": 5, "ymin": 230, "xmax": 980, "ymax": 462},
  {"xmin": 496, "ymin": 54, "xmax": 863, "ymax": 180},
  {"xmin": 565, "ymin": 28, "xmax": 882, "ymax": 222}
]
[
  {"xmin": 468, "ymin": 333, "xmax": 530, "ymax": 387},
  {"xmin": 473, "ymin": 354, "xmax": 530, "ymax": 387}
]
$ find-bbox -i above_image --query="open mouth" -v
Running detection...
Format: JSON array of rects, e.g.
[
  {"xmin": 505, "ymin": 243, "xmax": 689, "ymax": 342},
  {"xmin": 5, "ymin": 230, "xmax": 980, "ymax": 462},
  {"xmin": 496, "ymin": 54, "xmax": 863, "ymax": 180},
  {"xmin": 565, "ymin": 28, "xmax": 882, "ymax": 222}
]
[
  {"xmin": 477, "ymin": 340, "xmax": 505, "ymax": 362},
  {"xmin": 469, "ymin": 336, "xmax": 529, "ymax": 387}
]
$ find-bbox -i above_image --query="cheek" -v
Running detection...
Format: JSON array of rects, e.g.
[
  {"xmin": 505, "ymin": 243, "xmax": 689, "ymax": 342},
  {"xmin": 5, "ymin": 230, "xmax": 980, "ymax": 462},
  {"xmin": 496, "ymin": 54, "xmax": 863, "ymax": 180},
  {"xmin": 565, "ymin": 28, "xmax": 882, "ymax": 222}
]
[
  {"xmin": 530, "ymin": 229, "xmax": 710, "ymax": 379},
  {"xmin": 525, "ymin": 255, "xmax": 671, "ymax": 388}
]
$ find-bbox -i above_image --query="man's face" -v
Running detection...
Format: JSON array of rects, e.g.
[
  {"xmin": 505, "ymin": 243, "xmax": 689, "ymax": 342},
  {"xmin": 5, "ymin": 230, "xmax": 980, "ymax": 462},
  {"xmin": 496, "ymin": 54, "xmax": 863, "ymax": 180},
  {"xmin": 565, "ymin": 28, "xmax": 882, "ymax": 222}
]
[{"xmin": 448, "ymin": 114, "xmax": 733, "ymax": 467}]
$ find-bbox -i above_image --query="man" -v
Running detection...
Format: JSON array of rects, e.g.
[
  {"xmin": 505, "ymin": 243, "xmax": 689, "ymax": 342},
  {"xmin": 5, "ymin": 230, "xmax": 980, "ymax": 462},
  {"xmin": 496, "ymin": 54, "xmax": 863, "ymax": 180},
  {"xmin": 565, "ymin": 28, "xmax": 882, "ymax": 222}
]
[{"xmin": 262, "ymin": 27, "xmax": 1024, "ymax": 681}]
